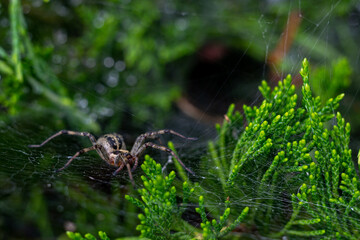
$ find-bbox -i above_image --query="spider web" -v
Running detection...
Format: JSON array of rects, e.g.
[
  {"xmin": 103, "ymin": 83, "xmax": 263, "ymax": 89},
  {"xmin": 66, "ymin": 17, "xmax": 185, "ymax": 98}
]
[{"xmin": 1, "ymin": 0, "xmax": 360, "ymax": 239}]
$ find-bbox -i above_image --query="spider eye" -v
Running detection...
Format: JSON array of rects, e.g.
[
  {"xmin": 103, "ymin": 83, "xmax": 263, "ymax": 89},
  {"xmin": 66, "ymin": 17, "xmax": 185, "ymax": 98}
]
[
  {"xmin": 107, "ymin": 137, "xmax": 117, "ymax": 149},
  {"xmin": 116, "ymin": 136, "xmax": 123, "ymax": 148}
]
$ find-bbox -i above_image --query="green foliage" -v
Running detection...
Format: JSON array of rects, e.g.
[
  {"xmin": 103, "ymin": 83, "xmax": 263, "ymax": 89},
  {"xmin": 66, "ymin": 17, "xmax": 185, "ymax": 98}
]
[
  {"xmin": 67, "ymin": 231, "xmax": 110, "ymax": 240},
  {"xmin": 125, "ymin": 155, "xmax": 195, "ymax": 239},
  {"xmin": 0, "ymin": 0, "xmax": 99, "ymax": 131},
  {"xmin": 202, "ymin": 58, "xmax": 359, "ymax": 239},
  {"xmin": 123, "ymin": 154, "xmax": 250, "ymax": 239},
  {"xmin": 311, "ymin": 58, "xmax": 352, "ymax": 102},
  {"xmin": 2, "ymin": 0, "xmax": 358, "ymax": 132},
  {"xmin": 276, "ymin": 59, "xmax": 360, "ymax": 239},
  {"xmin": 196, "ymin": 196, "xmax": 249, "ymax": 239},
  {"xmin": 67, "ymin": 231, "xmax": 146, "ymax": 240},
  {"xmin": 0, "ymin": 0, "xmax": 189, "ymax": 130}
]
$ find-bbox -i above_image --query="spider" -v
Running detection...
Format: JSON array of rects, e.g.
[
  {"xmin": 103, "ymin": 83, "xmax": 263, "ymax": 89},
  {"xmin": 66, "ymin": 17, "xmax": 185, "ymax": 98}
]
[{"xmin": 29, "ymin": 129, "xmax": 196, "ymax": 185}]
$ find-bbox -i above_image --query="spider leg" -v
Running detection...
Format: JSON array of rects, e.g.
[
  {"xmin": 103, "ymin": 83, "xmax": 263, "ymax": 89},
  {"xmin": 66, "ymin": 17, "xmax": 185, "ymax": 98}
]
[
  {"xmin": 126, "ymin": 163, "xmax": 135, "ymax": 187},
  {"xmin": 56, "ymin": 145, "xmax": 98, "ymax": 172},
  {"xmin": 131, "ymin": 157, "xmax": 139, "ymax": 172},
  {"xmin": 112, "ymin": 163, "xmax": 125, "ymax": 175},
  {"xmin": 131, "ymin": 129, "xmax": 196, "ymax": 155},
  {"xmin": 113, "ymin": 162, "xmax": 135, "ymax": 187},
  {"xmin": 29, "ymin": 130, "xmax": 97, "ymax": 148},
  {"xmin": 134, "ymin": 142, "xmax": 195, "ymax": 175}
]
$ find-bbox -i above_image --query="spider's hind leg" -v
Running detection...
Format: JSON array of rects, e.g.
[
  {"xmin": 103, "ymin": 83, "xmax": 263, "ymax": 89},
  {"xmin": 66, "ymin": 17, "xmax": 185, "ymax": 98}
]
[{"xmin": 29, "ymin": 130, "xmax": 97, "ymax": 148}]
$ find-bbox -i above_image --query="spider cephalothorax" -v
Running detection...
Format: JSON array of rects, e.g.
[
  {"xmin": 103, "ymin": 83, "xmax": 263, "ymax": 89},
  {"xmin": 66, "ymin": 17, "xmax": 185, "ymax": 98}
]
[{"xmin": 29, "ymin": 130, "xmax": 196, "ymax": 185}]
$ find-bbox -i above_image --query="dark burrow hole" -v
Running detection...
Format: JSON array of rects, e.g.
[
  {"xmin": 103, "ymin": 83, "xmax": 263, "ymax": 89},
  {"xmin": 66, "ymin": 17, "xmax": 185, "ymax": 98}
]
[{"xmin": 184, "ymin": 43, "xmax": 267, "ymax": 117}]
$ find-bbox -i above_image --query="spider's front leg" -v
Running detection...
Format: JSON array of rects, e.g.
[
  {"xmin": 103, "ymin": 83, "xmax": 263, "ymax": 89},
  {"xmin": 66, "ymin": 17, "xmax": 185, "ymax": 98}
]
[
  {"xmin": 130, "ymin": 129, "xmax": 196, "ymax": 155},
  {"xmin": 28, "ymin": 130, "xmax": 97, "ymax": 148},
  {"xmin": 113, "ymin": 162, "xmax": 135, "ymax": 187},
  {"xmin": 133, "ymin": 142, "xmax": 195, "ymax": 175},
  {"xmin": 56, "ymin": 145, "xmax": 99, "ymax": 172},
  {"xmin": 131, "ymin": 156, "xmax": 139, "ymax": 172}
]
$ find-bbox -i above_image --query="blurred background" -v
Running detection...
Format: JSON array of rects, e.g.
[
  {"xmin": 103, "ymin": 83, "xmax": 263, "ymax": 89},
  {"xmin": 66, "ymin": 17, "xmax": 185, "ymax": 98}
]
[{"xmin": 0, "ymin": 0, "xmax": 359, "ymax": 239}]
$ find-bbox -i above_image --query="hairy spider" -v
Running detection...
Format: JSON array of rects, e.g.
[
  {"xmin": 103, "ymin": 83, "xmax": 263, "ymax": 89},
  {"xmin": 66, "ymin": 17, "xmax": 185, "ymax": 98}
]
[{"xmin": 29, "ymin": 129, "xmax": 196, "ymax": 185}]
